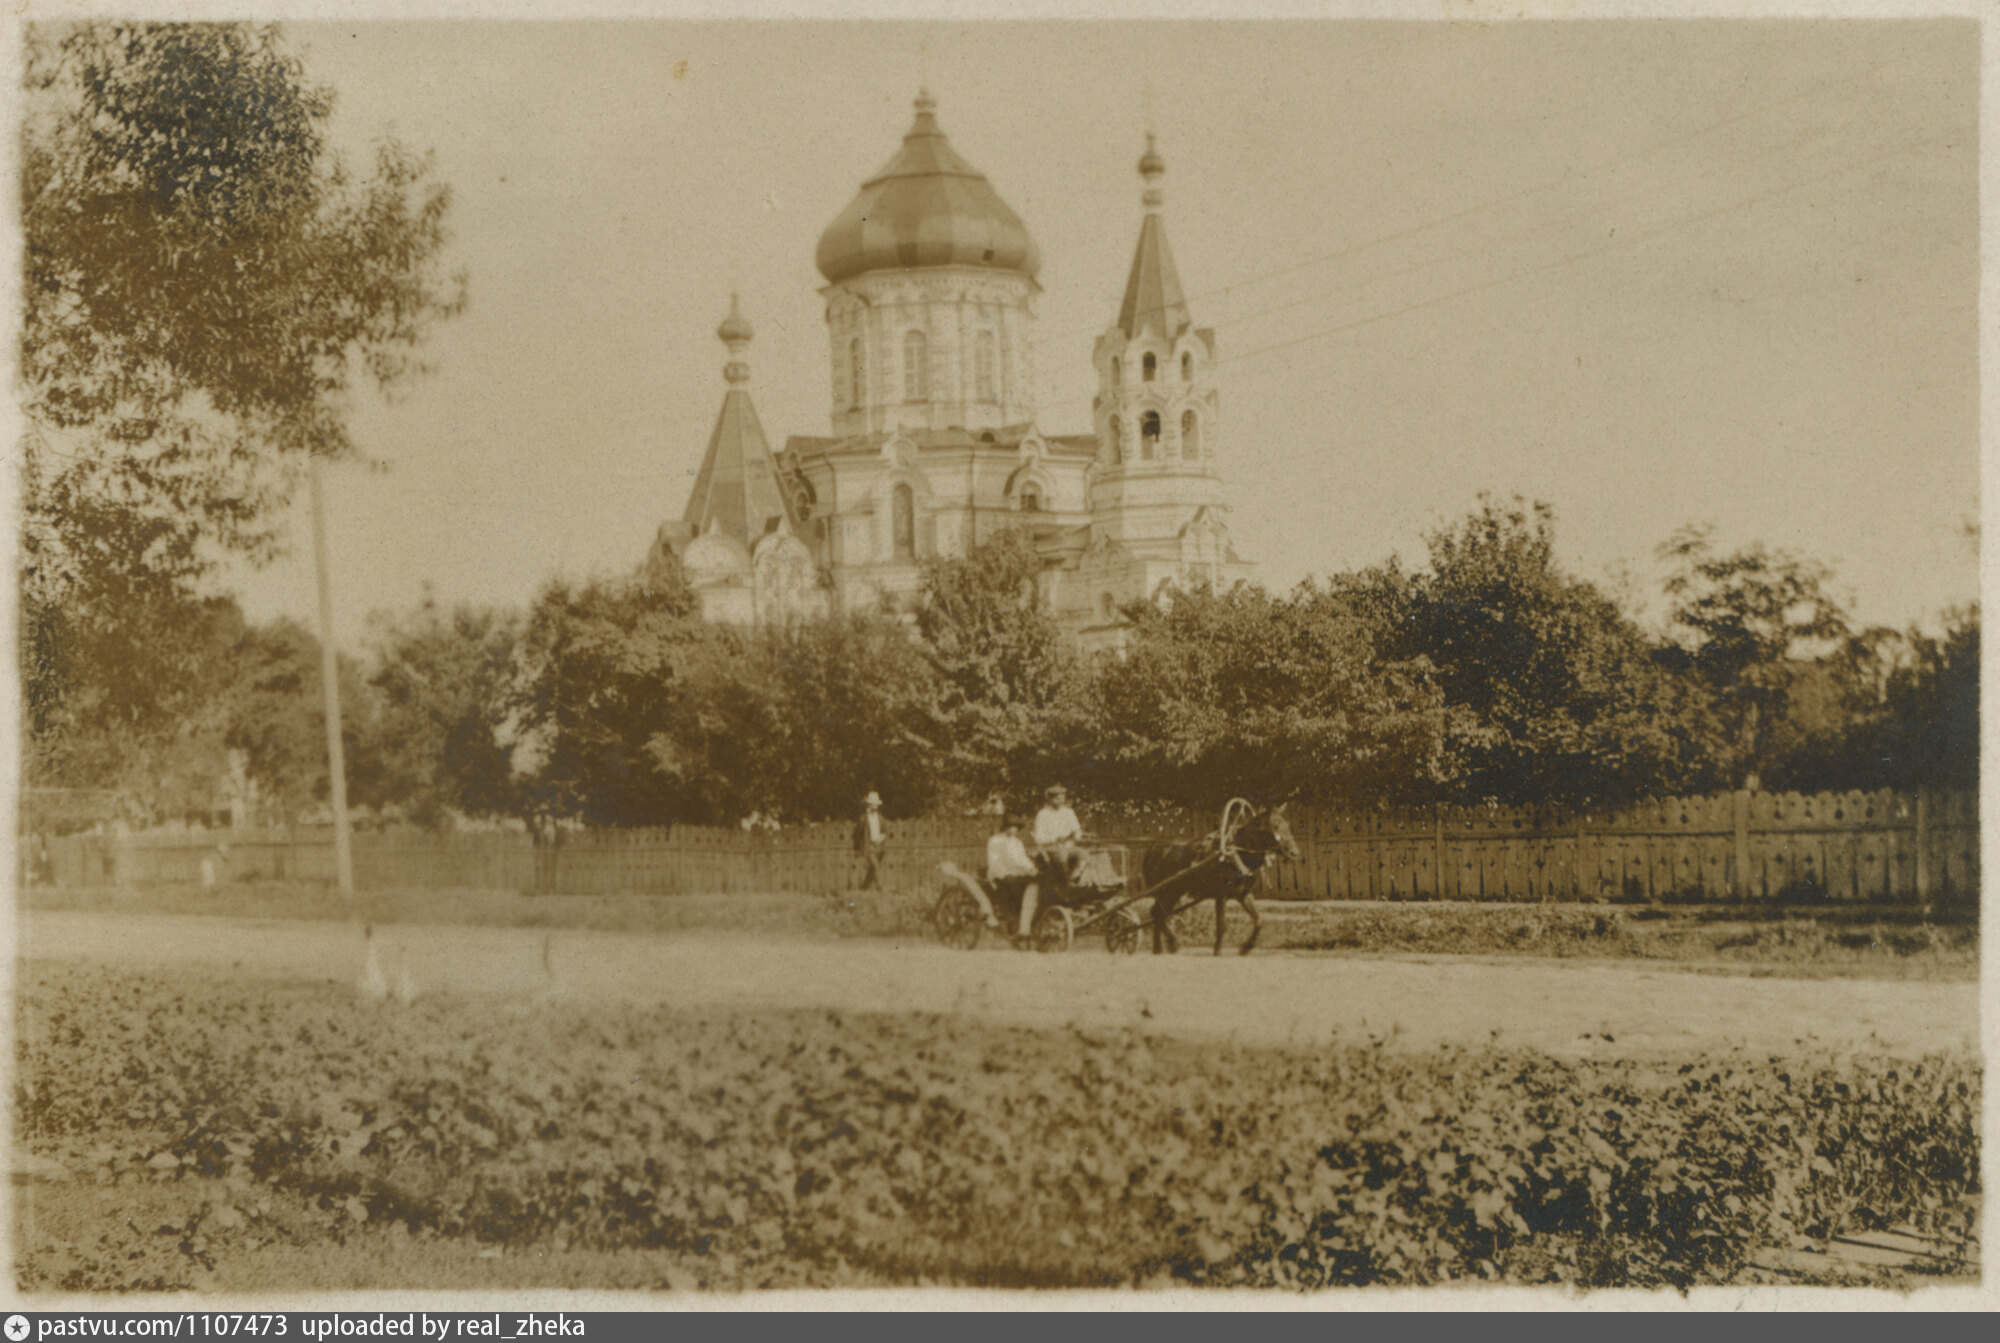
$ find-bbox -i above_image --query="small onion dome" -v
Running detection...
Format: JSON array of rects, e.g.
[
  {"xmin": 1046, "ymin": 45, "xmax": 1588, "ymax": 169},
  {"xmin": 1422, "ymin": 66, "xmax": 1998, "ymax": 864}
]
[
  {"xmin": 816, "ymin": 91, "xmax": 1041, "ymax": 285},
  {"xmin": 1138, "ymin": 133, "xmax": 1165, "ymax": 178},
  {"xmin": 717, "ymin": 292, "xmax": 753, "ymax": 346}
]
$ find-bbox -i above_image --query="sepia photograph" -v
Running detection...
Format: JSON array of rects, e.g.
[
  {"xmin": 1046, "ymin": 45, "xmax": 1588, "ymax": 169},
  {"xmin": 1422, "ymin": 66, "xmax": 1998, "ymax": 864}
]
[{"xmin": 7, "ymin": 2, "xmax": 1987, "ymax": 1305}]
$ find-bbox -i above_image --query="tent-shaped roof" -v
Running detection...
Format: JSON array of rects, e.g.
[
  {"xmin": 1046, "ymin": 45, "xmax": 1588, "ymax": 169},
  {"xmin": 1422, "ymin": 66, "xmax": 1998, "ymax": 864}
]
[
  {"xmin": 682, "ymin": 297, "xmax": 798, "ymax": 543},
  {"xmin": 1116, "ymin": 212, "xmax": 1192, "ymax": 340}
]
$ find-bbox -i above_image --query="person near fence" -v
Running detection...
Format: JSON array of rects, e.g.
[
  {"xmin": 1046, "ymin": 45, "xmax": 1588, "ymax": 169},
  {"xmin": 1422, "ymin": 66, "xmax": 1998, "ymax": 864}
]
[
  {"xmin": 985, "ymin": 814, "xmax": 1038, "ymax": 936},
  {"xmin": 853, "ymin": 790, "xmax": 889, "ymax": 890},
  {"xmin": 1034, "ymin": 785, "xmax": 1084, "ymax": 884}
]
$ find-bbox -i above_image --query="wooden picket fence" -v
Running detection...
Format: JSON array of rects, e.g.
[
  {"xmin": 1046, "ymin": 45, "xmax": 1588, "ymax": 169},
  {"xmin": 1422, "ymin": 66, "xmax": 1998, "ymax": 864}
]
[
  {"xmin": 27, "ymin": 787, "xmax": 1977, "ymax": 906},
  {"xmin": 1261, "ymin": 789, "xmax": 1977, "ymax": 904}
]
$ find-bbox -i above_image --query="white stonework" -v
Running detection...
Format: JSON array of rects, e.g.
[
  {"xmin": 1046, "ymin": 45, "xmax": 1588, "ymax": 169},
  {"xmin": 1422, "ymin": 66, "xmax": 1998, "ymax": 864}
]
[{"xmin": 659, "ymin": 100, "xmax": 1252, "ymax": 652}]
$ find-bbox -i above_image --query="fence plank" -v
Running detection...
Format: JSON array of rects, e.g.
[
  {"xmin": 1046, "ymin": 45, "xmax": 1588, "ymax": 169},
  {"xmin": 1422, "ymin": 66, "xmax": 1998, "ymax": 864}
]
[{"xmin": 25, "ymin": 788, "xmax": 1976, "ymax": 906}]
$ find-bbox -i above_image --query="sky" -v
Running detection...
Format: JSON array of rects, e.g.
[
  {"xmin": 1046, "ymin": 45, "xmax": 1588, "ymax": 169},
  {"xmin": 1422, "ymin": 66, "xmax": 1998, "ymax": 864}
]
[{"xmin": 217, "ymin": 16, "xmax": 1979, "ymax": 647}]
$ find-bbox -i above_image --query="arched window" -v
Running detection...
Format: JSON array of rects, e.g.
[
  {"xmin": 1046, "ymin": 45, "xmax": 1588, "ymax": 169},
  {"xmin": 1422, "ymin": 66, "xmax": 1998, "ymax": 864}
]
[
  {"xmin": 1142, "ymin": 352, "xmax": 1157, "ymax": 382},
  {"xmin": 1181, "ymin": 410, "xmax": 1200, "ymax": 460},
  {"xmin": 1100, "ymin": 593, "xmax": 1118, "ymax": 621},
  {"xmin": 1111, "ymin": 356, "xmax": 1121, "ymax": 386},
  {"xmin": 975, "ymin": 331, "xmax": 997, "ymax": 402},
  {"xmin": 892, "ymin": 483, "xmax": 916, "ymax": 560},
  {"xmin": 1141, "ymin": 411, "xmax": 1161, "ymax": 459},
  {"xmin": 1019, "ymin": 484, "xmax": 1041, "ymax": 513},
  {"xmin": 1181, "ymin": 351, "xmax": 1193, "ymax": 381},
  {"xmin": 903, "ymin": 330, "xmax": 928, "ymax": 402},
  {"xmin": 1108, "ymin": 415, "xmax": 1123, "ymax": 465},
  {"xmin": 849, "ymin": 337, "xmax": 865, "ymax": 407}
]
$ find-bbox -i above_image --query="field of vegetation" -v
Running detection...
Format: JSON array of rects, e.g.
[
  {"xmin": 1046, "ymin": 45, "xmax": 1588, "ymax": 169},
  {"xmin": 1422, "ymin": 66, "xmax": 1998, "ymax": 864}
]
[{"xmin": 14, "ymin": 963, "xmax": 1979, "ymax": 1294}]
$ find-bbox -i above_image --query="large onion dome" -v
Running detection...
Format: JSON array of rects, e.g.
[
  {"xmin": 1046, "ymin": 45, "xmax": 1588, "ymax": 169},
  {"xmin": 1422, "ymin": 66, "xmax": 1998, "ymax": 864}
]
[{"xmin": 815, "ymin": 91, "xmax": 1041, "ymax": 285}]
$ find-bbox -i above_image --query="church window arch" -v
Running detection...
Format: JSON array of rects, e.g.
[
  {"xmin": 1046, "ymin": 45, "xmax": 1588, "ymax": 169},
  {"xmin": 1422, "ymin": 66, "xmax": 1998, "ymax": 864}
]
[
  {"xmin": 1142, "ymin": 352, "xmax": 1157, "ymax": 382},
  {"xmin": 1181, "ymin": 351, "xmax": 1193, "ymax": 381},
  {"xmin": 1101, "ymin": 592, "xmax": 1118, "ymax": 621},
  {"xmin": 1111, "ymin": 356, "xmax": 1121, "ymax": 386},
  {"xmin": 903, "ymin": 330, "xmax": 928, "ymax": 402},
  {"xmin": 892, "ymin": 483, "xmax": 916, "ymax": 560},
  {"xmin": 975, "ymin": 331, "xmax": 997, "ymax": 402},
  {"xmin": 1108, "ymin": 415, "xmax": 1123, "ymax": 465},
  {"xmin": 1181, "ymin": 410, "xmax": 1201, "ymax": 460},
  {"xmin": 1141, "ymin": 411, "xmax": 1161, "ymax": 459},
  {"xmin": 850, "ymin": 337, "xmax": 865, "ymax": 406}
]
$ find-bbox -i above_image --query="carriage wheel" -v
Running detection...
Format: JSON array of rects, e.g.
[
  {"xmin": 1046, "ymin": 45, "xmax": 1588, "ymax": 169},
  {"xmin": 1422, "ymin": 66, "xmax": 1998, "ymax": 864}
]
[
  {"xmin": 1031, "ymin": 905, "xmax": 1075, "ymax": 954},
  {"xmin": 933, "ymin": 885, "xmax": 985, "ymax": 951},
  {"xmin": 1104, "ymin": 909, "xmax": 1142, "ymax": 955}
]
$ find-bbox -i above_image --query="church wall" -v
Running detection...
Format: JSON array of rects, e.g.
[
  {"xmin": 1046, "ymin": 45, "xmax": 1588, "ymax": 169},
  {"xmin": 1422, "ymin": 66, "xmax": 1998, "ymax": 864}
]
[{"xmin": 824, "ymin": 267, "xmax": 1039, "ymax": 437}]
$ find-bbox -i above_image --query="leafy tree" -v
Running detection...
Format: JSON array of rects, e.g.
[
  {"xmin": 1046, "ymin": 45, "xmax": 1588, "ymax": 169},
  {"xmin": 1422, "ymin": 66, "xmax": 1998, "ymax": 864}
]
[
  {"xmin": 218, "ymin": 618, "xmax": 383, "ymax": 825},
  {"xmin": 357, "ymin": 593, "xmax": 521, "ymax": 826},
  {"xmin": 650, "ymin": 614, "xmax": 946, "ymax": 823},
  {"xmin": 916, "ymin": 528, "xmax": 1074, "ymax": 799},
  {"xmin": 1658, "ymin": 524, "xmax": 1852, "ymax": 789},
  {"xmin": 1083, "ymin": 582, "xmax": 1458, "ymax": 808},
  {"xmin": 1382, "ymin": 498, "xmax": 1722, "ymax": 805},
  {"xmin": 510, "ymin": 575, "xmax": 699, "ymax": 828},
  {"xmin": 1796, "ymin": 607, "xmax": 1981, "ymax": 793},
  {"xmin": 1879, "ymin": 605, "xmax": 1980, "ymax": 791},
  {"xmin": 21, "ymin": 21, "xmax": 463, "ymax": 795}
]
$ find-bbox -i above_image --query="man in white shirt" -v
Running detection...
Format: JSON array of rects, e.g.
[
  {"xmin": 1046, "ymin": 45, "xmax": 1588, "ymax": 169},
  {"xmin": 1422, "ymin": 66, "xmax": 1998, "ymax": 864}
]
[
  {"xmin": 985, "ymin": 815, "xmax": 1039, "ymax": 937},
  {"xmin": 1034, "ymin": 785, "xmax": 1084, "ymax": 884},
  {"xmin": 853, "ymin": 790, "xmax": 888, "ymax": 890}
]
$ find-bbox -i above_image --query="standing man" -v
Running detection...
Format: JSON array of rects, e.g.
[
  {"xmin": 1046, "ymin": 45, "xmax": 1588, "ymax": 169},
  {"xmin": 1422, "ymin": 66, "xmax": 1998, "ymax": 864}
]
[
  {"xmin": 854, "ymin": 790, "xmax": 889, "ymax": 890},
  {"xmin": 1034, "ymin": 784, "xmax": 1084, "ymax": 884}
]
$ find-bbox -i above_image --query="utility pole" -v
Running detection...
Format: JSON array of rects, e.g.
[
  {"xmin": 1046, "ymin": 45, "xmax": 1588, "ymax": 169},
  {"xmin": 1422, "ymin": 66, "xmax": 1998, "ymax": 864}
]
[{"xmin": 309, "ymin": 454, "xmax": 355, "ymax": 896}]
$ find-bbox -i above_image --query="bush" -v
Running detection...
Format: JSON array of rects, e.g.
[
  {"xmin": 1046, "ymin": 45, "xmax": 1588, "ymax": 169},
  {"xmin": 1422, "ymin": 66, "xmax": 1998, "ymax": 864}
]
[{"xmin": 16, "ymin": 965, "xmax": 1980, "ymax": 1290}]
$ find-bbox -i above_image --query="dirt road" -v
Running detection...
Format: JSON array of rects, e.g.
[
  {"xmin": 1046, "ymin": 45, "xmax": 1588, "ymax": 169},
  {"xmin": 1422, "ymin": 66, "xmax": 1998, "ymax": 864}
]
[{"xmin": 18, "ymin": 910, "xmax": 1978, "ymax": 1057}]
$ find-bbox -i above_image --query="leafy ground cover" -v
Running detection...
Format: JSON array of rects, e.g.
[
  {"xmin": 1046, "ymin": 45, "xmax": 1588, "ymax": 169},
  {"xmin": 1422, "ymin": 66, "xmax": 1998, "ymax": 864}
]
[
  {"xmin": 14, "ymin": 963, "xmax": 1980, "ymax": 1293},
  {"xmin": 23, "ymin": 883, "xmax": 1977, "ymax": 979}
]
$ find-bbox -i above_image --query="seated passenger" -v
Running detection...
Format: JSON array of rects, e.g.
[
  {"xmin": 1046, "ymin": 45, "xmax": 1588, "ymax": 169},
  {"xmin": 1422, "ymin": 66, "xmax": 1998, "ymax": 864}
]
[
  {"xmin": 1034, "ymin": 785, "xmax": 1085, "ymax": 884},
  {"xmin": 986, "ymin": 814, "xmax": 1040, "ymax": 940}
]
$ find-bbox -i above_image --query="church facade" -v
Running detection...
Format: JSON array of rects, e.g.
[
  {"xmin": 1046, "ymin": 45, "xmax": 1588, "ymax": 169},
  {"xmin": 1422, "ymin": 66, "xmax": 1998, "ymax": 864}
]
[{"xmin": 651, "ymin": 93, "xmax": 1253, "ymax": 651}]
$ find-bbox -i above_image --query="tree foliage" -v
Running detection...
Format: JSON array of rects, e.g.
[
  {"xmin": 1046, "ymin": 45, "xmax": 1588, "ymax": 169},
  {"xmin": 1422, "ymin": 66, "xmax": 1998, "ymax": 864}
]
[
  {"xmin": 1378, "ymin": 498, "xmax": 1723, "ymax": 805},
  {"xmin": 1658, "ymin": 525, "xmax": 1853, "ymax": 788},
  {"xmin": 359, "ymin": 594, "xmax": 521, "ymax": 827},
  {"xmin": 650, "ymin": 616, "xmax": 946, "ymax": 824},
  {"xmin": 508, "ymin": 576, "xmax": 699, "ymax": 828},
  {"xmin": 21, "ymin": 21, "xmax": 464, "ymax": 798},
  {"xmin": 1082, "ymin": 583, "xmax": 1458, "ymax": 808},
  {"xmin": 915, "ymin": 528, "xmax": 1074, "ymax": 798}
]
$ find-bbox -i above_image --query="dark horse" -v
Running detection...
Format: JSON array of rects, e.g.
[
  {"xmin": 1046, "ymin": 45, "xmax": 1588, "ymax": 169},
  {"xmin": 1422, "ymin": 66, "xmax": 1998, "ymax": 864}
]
[{"xmin": 1142, "ymin": 802, "xmax": 1300, "ymax": 955}]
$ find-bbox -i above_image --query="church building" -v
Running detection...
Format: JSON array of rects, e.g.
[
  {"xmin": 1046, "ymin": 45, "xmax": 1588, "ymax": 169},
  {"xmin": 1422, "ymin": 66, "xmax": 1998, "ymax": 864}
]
[{"xmin": 650, "ymin": 93, "xmax": 1253, "ymax": 651}]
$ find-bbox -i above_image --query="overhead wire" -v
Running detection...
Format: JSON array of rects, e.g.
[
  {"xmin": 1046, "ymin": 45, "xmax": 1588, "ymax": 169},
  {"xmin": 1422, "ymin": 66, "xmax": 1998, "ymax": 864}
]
[
  {"xmin": 1224, "ymin": 129, "xmax": 1955, "ymax": 473},
  {"xmin": 351, "ymin": 37, "xmax": 1969, "ymax": 460}
]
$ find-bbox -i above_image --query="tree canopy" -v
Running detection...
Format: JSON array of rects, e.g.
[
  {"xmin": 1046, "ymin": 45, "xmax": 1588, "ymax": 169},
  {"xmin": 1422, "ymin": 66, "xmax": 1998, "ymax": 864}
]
[
  {"xmin": 1658, "ymin": 524, "xmax": 1854, "ymax": 788},
  {"xmin": 21, "ymin": 21, "xmax": 465, "ymax": 805}
]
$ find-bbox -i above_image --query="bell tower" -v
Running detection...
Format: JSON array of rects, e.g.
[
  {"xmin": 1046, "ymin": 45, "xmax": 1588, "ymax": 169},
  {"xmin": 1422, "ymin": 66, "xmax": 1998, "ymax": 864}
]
[{"xmin": 1081, "ymin": 136, "xmax": 1243, "ymax": 605}]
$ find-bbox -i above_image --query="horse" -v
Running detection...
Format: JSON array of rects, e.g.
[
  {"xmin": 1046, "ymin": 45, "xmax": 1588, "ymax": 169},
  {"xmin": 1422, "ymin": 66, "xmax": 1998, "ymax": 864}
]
[{"xmin": 1141, "ymin": 801, "xmax": 1300, "ymax": 956}]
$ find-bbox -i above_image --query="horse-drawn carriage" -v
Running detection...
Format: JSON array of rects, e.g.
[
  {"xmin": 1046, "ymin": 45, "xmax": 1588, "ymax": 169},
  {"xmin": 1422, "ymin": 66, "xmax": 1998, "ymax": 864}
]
[
  {"xmin": 932, "ymin": 842, "xmax": 1146, "ymax": 954},
  {"xmin": 931, "ymin": 800, "xmax": 1298, "ymax": 956}
]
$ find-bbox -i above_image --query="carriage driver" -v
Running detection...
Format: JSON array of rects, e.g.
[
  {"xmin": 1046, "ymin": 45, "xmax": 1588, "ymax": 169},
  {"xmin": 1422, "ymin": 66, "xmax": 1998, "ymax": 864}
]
[
  {"xmin": 985, "ymin": 814, "xmax": 1041, "ymax": 939},
  {"xmin": 1033, "ymin": 785, "xmax": 1085, "ymax": 884}
]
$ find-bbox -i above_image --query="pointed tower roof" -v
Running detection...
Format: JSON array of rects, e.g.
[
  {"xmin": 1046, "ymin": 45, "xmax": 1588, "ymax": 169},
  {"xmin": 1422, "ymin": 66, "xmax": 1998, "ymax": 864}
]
[
  {"xmin": 816, "ymin": 91, "xmax": 1041, "ymax": 285},
  {"xmin": 1115, "ymin": 135, "xmax": 1193, "ymax": 340},
  {"xmin": 681, "ymin": 296, "xmax": 799, "ymax": 543}
]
